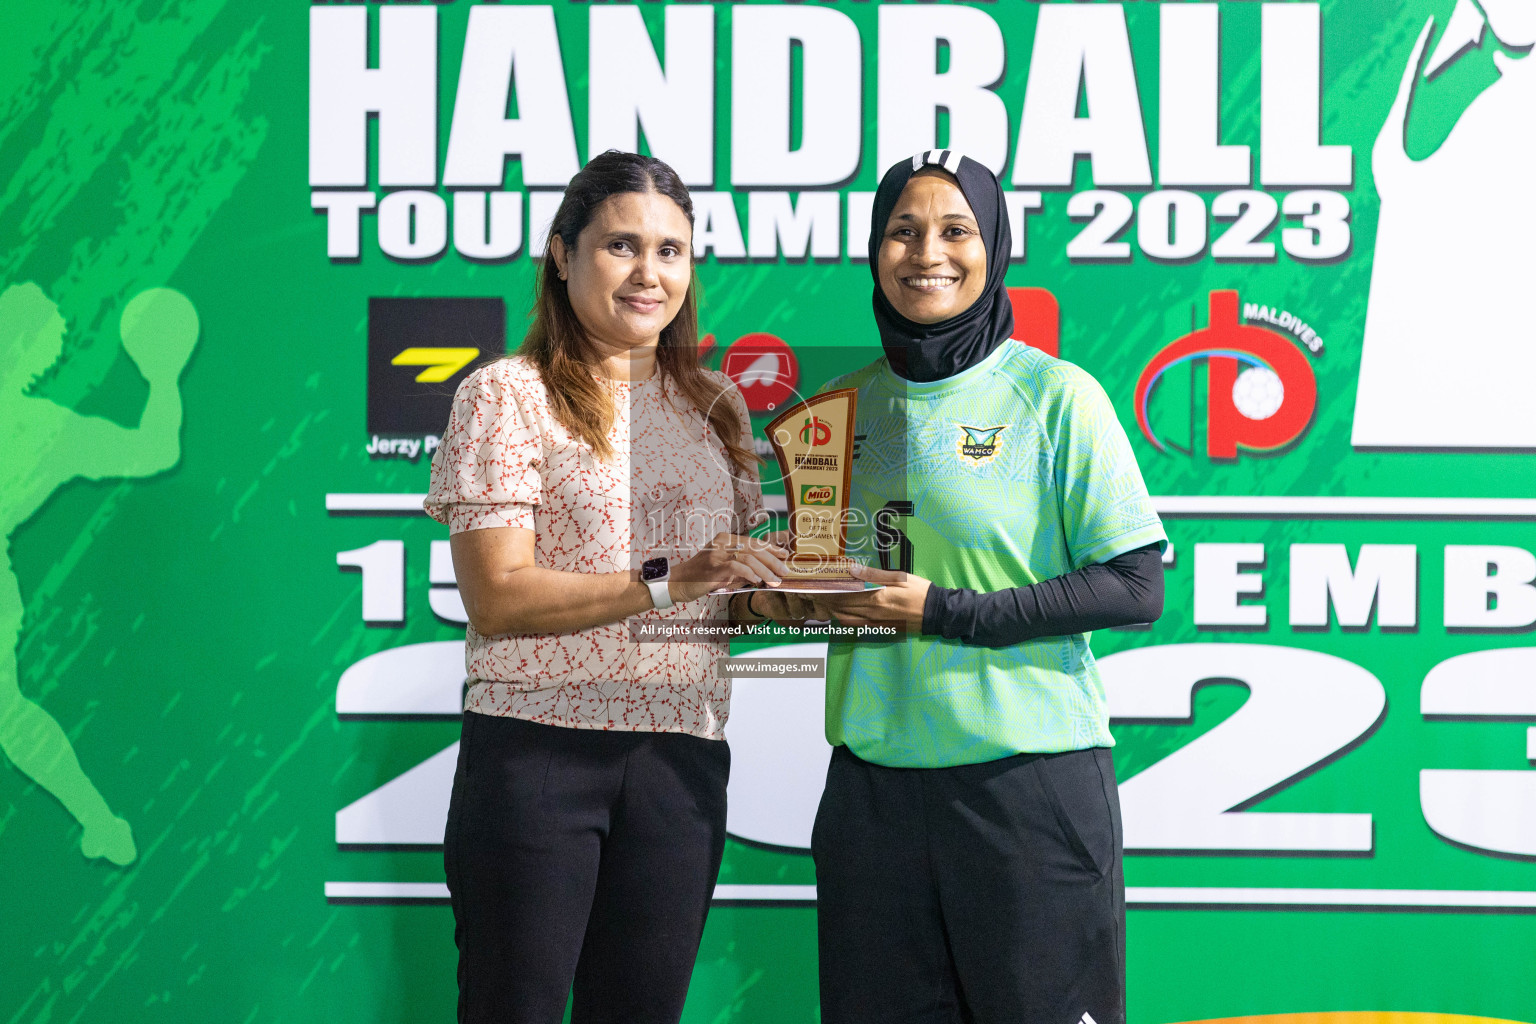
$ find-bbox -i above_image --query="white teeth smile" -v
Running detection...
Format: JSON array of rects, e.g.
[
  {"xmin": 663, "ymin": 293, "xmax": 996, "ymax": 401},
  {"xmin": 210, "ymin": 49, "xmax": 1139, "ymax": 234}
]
[{"xmin": 905, "ymin": 276, "xmax": 957, "ymax": 288}]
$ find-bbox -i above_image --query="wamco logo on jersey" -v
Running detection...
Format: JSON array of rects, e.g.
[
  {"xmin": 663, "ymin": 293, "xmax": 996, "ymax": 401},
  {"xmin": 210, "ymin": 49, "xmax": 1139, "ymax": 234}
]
[
  {"xmin": 1134, "ymin": 290, "xmax": 1318, "ymax": 459},
  {"xmin": 957, "ymin": 424, "xmax": 1008, "ymax": 465}
]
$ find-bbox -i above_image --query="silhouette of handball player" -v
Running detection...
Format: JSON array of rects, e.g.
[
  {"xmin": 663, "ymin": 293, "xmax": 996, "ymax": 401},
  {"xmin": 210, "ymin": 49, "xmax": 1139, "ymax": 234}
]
[{"xmin": 1, "ymin": 282, "xmax": 198, "ymax": 866}]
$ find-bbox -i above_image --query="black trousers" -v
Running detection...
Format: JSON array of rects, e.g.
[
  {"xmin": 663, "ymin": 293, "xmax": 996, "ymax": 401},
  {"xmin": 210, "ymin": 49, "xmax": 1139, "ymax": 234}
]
[
  {"xmin": 812, "ymin": 745, "xmax": 1126, "ymax": 1024},
  {"xmin": 444, "ymin": 711, "xmax": 730, "ymax": 1024}
]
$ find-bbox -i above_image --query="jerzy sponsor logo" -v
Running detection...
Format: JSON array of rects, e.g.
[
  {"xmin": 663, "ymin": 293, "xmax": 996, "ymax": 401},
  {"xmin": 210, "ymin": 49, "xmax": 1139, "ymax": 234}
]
[{"xmin": 365, "ymin": 435, "xmax": 438, "ymax": 462}]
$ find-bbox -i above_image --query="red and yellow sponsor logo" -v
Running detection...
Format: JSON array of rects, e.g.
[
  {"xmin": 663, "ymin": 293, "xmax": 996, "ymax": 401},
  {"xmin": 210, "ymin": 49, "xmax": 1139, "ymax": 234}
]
[{"xmin": 800, "ymin": 484, "xmax": 836, "ymax": 506}]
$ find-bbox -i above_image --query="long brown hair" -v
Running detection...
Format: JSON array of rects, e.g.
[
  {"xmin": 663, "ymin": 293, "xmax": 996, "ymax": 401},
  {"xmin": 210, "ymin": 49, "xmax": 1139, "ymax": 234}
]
[{"xmin": 520, "ymin": 151, "xmax": 758, "ymax": 475}]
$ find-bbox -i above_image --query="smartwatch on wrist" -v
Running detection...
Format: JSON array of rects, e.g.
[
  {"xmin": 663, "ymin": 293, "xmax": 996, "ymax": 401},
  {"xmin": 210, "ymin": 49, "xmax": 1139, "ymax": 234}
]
[{"xmin": 641, "ymin": 556, "xmax": 673, "ymax": 610}]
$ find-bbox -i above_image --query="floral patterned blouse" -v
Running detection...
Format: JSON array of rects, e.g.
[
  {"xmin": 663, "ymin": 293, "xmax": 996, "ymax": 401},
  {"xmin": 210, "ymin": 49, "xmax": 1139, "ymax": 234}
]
[{"xmin": 425, "ymin": 356, "xmax": 765, "ymax": 739}]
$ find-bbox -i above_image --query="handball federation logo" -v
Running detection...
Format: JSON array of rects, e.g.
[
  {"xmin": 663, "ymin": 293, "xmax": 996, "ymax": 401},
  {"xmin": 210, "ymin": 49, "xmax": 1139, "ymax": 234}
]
[
  {"xmin": 799, "ymin": 416, "xmax": 833, "ymax": 446},
  {"xmin": 957, "ymin": 424, "xmax": 1008, "ymax": 464},
  {"xmin": 1135, "ymin": 290, "xmax": 1317, "ymax": 459}
]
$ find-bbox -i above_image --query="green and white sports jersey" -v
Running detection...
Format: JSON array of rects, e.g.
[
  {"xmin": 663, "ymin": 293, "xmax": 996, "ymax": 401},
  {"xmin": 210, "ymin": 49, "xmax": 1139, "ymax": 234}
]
[{"xmin": 821, "ymin": 340, "xmax": 1166, "ymax": 769}]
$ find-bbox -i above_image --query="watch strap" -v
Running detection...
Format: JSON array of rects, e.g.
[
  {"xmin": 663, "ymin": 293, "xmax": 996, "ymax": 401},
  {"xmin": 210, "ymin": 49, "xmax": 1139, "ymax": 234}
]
[{"xmin": 645, "ymin": 577, "xmax": 674, "ymax": 611}]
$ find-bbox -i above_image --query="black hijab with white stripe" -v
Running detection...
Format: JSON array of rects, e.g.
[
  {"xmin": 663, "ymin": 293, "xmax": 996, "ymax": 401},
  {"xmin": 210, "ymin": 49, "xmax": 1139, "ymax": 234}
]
[{"xmin": 869, "ymin": 150, "xmax": 1014, "ymax": 383}]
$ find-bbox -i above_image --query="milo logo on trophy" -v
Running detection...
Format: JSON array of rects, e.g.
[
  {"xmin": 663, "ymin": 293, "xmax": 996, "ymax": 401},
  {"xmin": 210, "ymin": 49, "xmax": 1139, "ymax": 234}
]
[{"xmin": 766, "ymin": 388, "xmax": 862, "ymax": 590}]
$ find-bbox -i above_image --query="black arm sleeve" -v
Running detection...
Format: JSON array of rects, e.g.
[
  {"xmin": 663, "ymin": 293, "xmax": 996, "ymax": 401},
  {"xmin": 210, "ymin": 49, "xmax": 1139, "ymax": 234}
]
[{"xmin": 921, "ymin": 543, "xmax": 1164, "ymax": 648}]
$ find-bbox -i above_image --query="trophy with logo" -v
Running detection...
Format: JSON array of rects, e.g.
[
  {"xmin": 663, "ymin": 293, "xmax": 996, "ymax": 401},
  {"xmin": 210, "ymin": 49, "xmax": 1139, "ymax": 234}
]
[{"xmin": 759, "ymin": 388, "xmax": 867, "ymax": 592}]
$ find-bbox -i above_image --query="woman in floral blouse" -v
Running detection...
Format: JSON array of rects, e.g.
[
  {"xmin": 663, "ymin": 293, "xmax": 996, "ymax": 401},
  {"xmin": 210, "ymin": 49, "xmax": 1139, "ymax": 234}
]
[{"xmin": 426, "ymin": 151, "xmax": 787, "ymax": 1024}]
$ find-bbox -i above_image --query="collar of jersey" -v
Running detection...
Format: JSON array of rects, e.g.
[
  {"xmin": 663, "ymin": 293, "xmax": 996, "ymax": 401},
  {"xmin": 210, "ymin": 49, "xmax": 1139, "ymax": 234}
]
[{"xmin": 876, "ymin": 338, "xmax": 1016, "ymax": 399}]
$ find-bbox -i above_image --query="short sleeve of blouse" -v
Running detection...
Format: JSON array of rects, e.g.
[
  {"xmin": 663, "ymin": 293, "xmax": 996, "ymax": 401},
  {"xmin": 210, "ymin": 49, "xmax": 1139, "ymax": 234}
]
[{"xmin": 424, "ymin": 365, "xmax": 541, "ymax": 534}]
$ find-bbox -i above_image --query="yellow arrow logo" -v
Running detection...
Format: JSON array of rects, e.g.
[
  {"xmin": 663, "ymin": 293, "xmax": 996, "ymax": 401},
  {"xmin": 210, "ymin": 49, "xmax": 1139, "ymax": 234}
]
[{"xmin": 391, "ymin": 347, "xmax": 480, "ymax": 383}]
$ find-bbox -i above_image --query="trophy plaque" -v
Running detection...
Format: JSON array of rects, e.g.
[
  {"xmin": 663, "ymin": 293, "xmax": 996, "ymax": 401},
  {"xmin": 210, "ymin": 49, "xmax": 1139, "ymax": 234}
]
[{"xmin": 762, "ymin": 388, "xmax": 865, "ymax": 592}]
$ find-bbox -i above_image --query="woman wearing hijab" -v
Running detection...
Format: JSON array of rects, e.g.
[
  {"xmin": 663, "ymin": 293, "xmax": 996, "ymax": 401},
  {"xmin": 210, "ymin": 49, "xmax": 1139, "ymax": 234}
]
[{"xmin": 762, "ymin": 150, "xmax": 1166, "ymax": 1024}]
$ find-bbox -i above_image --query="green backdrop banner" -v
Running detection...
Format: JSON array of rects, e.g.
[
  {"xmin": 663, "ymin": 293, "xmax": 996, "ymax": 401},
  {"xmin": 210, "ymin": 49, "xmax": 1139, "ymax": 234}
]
[{"xmin": 3, "ymin": 1, "xmax": 1534, "ymax": 1021}]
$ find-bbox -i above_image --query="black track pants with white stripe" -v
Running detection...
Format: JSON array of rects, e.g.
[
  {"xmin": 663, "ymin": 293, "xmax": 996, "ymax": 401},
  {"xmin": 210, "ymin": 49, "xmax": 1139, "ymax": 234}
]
[{"xmin": 813, "ymin": 745, "xmax": 1126, "ymax": 1024}]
